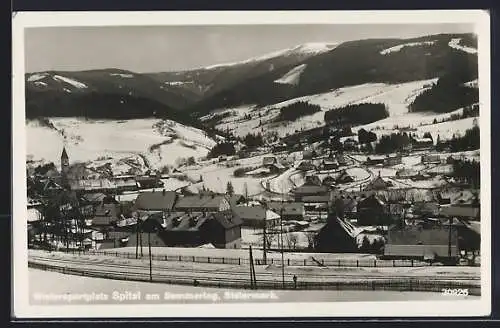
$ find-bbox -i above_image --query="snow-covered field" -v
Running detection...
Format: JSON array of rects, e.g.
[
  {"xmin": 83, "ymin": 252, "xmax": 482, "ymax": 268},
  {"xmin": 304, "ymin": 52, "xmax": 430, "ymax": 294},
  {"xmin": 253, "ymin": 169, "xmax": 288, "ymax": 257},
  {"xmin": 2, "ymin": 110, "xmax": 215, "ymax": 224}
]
[
  {"xmin": 212, "ymin": 79, "xmax": 437, "ymax": 139},
  {"xmin": 26, "ymin": 118, "xmax": 217, "ymax": 170},
  {"xmin": 274, "ymin": 64, "xmax": 307, "ymax": 85},
  {"xmin": 53, "ymin": 75, "xmax": 88, "ymax": 89},
  {"xmin": 380, "ymin": 41, "xmax": 436, "ymax": 55},
  {"xmin": 448, "ymin": 38, "xmax": 477, "ymax": 54},
  {"xmin": 182, "ymin": 154, "xmax": 269, "ymax": 195}
]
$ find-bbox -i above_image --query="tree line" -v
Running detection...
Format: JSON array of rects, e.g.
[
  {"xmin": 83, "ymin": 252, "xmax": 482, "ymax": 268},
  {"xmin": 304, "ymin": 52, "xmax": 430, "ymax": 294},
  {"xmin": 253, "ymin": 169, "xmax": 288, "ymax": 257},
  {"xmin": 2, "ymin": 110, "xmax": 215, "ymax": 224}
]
[
  {"xmin": 436, "ymin": 126, "xmax": 479, "ymax": 152},
  {"xmin": 324, "ymin": 103, "xmax": 389, "ymax": 126},
  {"xmin": 275, "ymin": 101, "xmax": 321, "ymax": 122},
  {"xmin": 409, "ymin": 75, "xmax": 479, "ymax": 114}
]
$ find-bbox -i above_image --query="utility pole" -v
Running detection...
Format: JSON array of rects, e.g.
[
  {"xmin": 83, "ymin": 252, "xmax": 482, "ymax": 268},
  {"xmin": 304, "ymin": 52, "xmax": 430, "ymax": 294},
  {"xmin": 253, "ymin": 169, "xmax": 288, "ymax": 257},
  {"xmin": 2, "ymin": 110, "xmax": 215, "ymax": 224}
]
[
  {"xmin": 280, "ymin": 206, "xmax": 285, "ymax": 289},
  {"xmin": 249, "ymin": 245, "xmax": 256, "ymax": 289},
  {"xmin": 135, "ymin": 216, "xmax": 139, "ymax": 259},
  {"xmin": 448, "ymin": 217, "xmax": 453, "ymax": 258},
  {"xmin": 262, "ymin": 202, "xmax": 267, "ymax": 265},
  {"xmin": 148, "ymin": 229, "xmax": 152, "ymax": 282},
  {"xmin": 140, "ymin": 223, "xmax": 143, "ymax": 257}
]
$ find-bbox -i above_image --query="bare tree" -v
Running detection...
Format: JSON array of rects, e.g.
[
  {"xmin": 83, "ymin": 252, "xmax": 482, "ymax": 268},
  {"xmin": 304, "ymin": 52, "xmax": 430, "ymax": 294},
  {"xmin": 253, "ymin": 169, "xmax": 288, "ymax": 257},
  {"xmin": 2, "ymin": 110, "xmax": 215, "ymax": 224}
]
[
  {"xmin": 305, "ymin": 231, "xmax": 316, "ymax": 250},
  {"xmin": 286, "ymin": 233, "xmax": 298, "ymax": 250},
  {"xmin": 263, "ymin": 233, "xmax": 276, "ymax": 250}
]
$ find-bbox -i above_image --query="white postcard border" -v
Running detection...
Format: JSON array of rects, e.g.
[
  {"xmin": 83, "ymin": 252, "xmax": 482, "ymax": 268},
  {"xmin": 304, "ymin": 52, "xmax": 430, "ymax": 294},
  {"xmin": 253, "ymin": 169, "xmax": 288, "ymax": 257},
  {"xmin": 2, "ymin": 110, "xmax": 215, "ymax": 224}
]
[{"xmin": 12, "ymin": 10, "xmax": 492, "ymax": 318}]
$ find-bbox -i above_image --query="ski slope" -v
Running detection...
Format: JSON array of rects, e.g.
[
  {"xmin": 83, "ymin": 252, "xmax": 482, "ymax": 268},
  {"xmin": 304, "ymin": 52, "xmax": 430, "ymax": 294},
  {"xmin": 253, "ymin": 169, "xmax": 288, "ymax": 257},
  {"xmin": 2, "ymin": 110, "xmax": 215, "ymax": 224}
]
[{"xmin": 274, "ymin": 64, "xmax": 307, "ymax": 85}]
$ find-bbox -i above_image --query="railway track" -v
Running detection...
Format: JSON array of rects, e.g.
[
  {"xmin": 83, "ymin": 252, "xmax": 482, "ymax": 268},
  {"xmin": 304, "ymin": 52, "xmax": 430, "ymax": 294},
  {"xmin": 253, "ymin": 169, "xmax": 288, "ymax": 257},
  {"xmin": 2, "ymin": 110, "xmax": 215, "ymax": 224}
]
[{"xmin": 29, "ymin": 255, "xmax": 480, "ymax": 283}]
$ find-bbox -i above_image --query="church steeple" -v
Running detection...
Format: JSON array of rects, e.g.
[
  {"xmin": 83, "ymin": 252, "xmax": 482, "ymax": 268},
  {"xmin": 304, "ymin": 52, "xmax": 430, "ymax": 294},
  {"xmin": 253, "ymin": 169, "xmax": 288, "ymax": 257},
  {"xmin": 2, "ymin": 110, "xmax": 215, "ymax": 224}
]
[
  {"xmin": 61, "ymin": 147, "xmax": 68, "ymax": 160},
  {"xmin": 61, "ymin": 146, "xmax": 69, "ymax": 174}
]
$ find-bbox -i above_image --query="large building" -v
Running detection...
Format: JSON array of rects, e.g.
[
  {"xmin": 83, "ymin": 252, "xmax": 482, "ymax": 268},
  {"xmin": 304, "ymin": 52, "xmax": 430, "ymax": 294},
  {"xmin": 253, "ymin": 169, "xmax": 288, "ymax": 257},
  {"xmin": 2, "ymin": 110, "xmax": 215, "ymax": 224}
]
[{"xmin": 383, "ymin": 226, "xmax": 459, "ymax": 262}]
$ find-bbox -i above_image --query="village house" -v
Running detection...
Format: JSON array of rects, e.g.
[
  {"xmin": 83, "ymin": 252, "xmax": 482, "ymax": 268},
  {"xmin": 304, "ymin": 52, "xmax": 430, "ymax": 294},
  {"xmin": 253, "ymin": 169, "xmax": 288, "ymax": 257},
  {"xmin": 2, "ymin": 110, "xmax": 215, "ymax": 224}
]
[
  {"xmin": 158, "ymin": 212, "xmax": 210, "ymax": 247},
  {"xmin": 363, "ymin": 174, "xmax": 393, "ymax": 191},
  {"xmin": 136, "ymin": 176, "xmax": 164, "ymax": 190},
  {"xmin": 335, "ymin": 153, "xmax": 350, "ymax": 166},
  {"xmin": 342, "ymin": 137, "xmax": 359, "ymax": 150},
  {"xmin": 421, "ymin": 154, "xmax": 441, "ymax": 164},
  {"xmin": 413, "ymin": 137, "xmax": 434, "ymax": 150},
  {"xmin": 304, "ymin": 174, "xmax": 322, "ymax": 186},
  {"xmin": 174, "ymin": 194, "xmax": 231, "ymax": 213},
  {"xmin": 113, "ymin": 175, "xmax": 139, "ymax": 192},
  {"xmin": 266, "ymin": 202, "xmax": 305, "ymax": 221},
  {"xmin": 320, "ymin": 159, "xmax": 339, "ymax": 171},
  {"xmin": 79, "ymin": 209, "xmax": 244, "ymax": 250},
  {"xmin": 384, "ymin": 155, "xmax": 402, "ymax": 166},
  {"xmin": 124, "ymin": 214, "xmax": 169, "ymax": 248},
  {"xmin": 395, "ymin": 168, "xmax": 419, "ymax": 178},
  {"xmin": 302, "ymin": 195, "xmax": 330, "ymax": 214},
  {"xmin": 232, "ymin": 205, "xmax": 280, "ymax": 229},
  {"xmin": 357, "ymin": 194, "xmax": 391, "ymax": 226},
  {"xmin": 226, "ymin": 194, "xmax": 247, "ymax": 208},
  {"xmin": 315, "ymin": 215, "xmax": 358, "ymax": 253},
  {"xmin": 262, "ymin": 156, "xmax": 286, "ymax": 173},
  {"xmin": 297, "ymin": 161, "xmax": 316, "ymax": 172},
  {"xmin": 440, "ymin": 204, "xmax": 480, "ymax": 221},
  {"xmin": 330, "ymin": 195, "xmax": 359, "ymax": 219},
  {"xmin": 69, "ymin": 178, "xmax": 117, "ymax": 193},
  {"xmin": 365, "ymin": 156, "xmax": 385, "ymax": 166},
  {"xmin": 43, "ymin": 179, "xmax": 65, "ymax": 197},
  {"xmin": 388, "ymin": 203, "xmax": 407, "ymax": 219},
  {"xmin": 336, "ymin": 170, "xmax": 355, "ymax": 184},
  {"xmin": 322, "ymin": 175, "xmax": 336, "ymax": 187},
  {"xmin": 81, "ymin": 192, "xmax": 118, "ymax": 206},
  {"xmin": 203, "ymin": 212, "xmax": 243, "ymax": 249},
  {"xmin": 383, "ymin": 225, "xmax": 459, "ymax": 263},
  {"xmin": 302, "ymin": 149, "xmax": 315, "ymax": 160},
  {"xmin": 91, "ymin": 203, "xmax": 122, "ymax": 228},
  {"xmin": 293, "ymin": 184, "xmax": 329, "ymax": 202},
  {"xmin": 134, "ymin": 189, "xmax": 178, "ymax": 213},
  {"xmin": 412, "ymin": 201, "xmax": 440, "ymax": 217},
  {"xmin": 262, "ymin": 156, "xmax": 277, "ymax": 167}
]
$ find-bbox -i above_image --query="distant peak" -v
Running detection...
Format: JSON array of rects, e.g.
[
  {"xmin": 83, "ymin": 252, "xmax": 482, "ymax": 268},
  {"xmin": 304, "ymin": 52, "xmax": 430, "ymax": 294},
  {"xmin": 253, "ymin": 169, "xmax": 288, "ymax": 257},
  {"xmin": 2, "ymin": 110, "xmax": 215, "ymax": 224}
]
[{"xmin": 202, "ymin": 41, "xmax": 338, "ymax": 70}]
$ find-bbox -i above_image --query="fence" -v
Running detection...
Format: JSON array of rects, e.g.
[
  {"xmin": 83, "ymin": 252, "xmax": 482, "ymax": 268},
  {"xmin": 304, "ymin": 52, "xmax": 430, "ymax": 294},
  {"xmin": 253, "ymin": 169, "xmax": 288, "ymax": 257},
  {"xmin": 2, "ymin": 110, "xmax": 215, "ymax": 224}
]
[
  {"xmin": 60, "ymin": 248, "xmax": 436, "ymax": 268},
  {"xmin": 28, "ymin": 261, "xmax": 481, "ymax": 296}
]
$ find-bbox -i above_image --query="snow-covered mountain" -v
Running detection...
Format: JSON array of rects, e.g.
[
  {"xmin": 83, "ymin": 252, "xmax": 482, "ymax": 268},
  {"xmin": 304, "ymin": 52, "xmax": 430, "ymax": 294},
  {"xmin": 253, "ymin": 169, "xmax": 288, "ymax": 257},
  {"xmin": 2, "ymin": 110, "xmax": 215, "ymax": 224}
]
[
  {"xmin": 146, "ymin": 42, "xmax": 338, "ymax": 98},
  {"xmin": 189, "ymin": 33, "xmax": 478, "ymax": 116},
  {"xmin": 203, "ymin": 42, "xmax": 338, "ymax": 70}
]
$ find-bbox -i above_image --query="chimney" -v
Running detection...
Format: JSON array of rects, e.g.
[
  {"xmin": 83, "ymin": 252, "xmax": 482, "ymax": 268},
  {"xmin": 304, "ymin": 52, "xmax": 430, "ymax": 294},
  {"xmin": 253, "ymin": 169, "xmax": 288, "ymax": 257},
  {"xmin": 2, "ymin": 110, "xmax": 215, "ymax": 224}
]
[{"xmin": 162, "ymin": 189, "xmax": 166, "ymax": 196}]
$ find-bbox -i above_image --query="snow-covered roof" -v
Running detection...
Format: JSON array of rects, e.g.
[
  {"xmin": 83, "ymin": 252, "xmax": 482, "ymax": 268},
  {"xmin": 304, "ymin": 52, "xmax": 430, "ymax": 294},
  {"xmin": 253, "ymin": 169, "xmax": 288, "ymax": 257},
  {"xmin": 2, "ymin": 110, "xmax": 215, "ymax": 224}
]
[
  {"xmin": 414, "ymin": 137, "xmax": 433, "ymax": 143},
  {"xmin": 27, "ymin": 208, "xmax": 43, "ymax": 222}
]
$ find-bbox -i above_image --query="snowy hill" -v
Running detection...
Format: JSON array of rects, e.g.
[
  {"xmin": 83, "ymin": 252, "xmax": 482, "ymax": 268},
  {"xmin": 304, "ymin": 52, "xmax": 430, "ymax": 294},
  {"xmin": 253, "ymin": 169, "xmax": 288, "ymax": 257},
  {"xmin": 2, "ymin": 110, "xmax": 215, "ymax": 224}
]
[
  {"xmin": 25, "ymin": 69, "xmax": 199, "ymax": 118},
  {"xmin": 26, "ymin": 118, "xmax": 217, "ymax": 171},
  {"xmin": 207, "ymin": 79, "xmax": 437, "ymax": 138}
]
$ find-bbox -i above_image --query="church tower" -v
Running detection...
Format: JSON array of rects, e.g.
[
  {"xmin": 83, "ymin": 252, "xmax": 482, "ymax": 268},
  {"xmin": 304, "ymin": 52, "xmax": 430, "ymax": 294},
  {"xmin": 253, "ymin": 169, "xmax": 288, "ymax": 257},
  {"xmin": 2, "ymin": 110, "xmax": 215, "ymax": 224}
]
[{"xmin": 61, "ymin": 146, "xmax": 69, "ymax": 175}]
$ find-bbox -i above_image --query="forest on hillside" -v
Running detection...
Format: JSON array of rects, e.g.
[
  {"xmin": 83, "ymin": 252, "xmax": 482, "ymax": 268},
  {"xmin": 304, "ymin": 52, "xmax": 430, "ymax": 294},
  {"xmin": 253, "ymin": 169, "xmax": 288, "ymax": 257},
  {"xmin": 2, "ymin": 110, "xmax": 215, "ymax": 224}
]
[
  {"xmin": 408, "ymin": 74, "xmax": 479, "ymax": 114},
  {"xmin": 324, "ymin": 103, "xmax": 389, "ymax": 126}
]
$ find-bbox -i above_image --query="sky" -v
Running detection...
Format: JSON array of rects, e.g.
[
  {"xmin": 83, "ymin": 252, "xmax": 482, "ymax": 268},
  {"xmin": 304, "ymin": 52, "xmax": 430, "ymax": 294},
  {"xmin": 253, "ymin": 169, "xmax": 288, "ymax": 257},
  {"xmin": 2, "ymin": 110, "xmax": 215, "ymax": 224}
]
[{"xmin": 25, "ymin": 23, "xmax": 474, "ymax": 73}]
